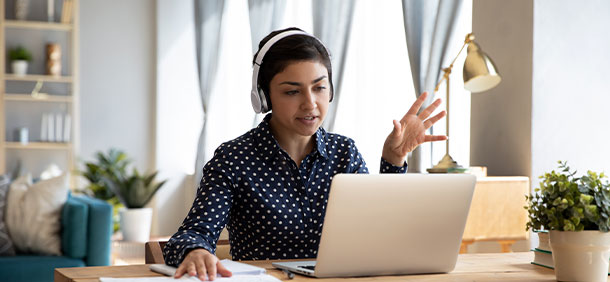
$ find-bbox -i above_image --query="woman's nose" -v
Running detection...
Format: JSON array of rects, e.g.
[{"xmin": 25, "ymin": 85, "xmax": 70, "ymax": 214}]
[{"xmin": 301, "ymin": 90, "xmax": 316, "ymax": 110}]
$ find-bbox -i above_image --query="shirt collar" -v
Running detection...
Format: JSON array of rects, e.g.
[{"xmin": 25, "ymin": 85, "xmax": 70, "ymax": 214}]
[{"xmin": 256, "ymin": 113, "xmax": 329, "ymax": 160}]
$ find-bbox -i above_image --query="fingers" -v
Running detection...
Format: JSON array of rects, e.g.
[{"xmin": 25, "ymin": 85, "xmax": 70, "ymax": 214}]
[
  {"xmin": 392, "ymin": 120, "xmax": 402, "ymax": 138},
  {"xmin": 405, "ymin": 92, "xmax": 428, "ymax": 117},
  {"xmin": 423, "ymin": 111, "xmax": 446, "ymax": 129},
  {"xmin": 418, "ymin": 98, "xmax": 442, "ymax": 121},
  {"xmin": 424, "ymin": 135, "xmax": 448, "ymax": 142},
  {"xmin": 205, "ymin": 257, "xmax": 216, "ymax": 281},
  {"xmin": 196, "ymin": 258, "xmax": 208, "ymax": 281},
  {"xmin": 175, "ymin": 263, "xmax": 187, "ymax": 278},
  {"xmin": 187, "ymin": 262, "xmax": 198, "ymax": 279},
  {"xmin": 216, "ymin": 262, "xmax": 233, "ymax": 277}
]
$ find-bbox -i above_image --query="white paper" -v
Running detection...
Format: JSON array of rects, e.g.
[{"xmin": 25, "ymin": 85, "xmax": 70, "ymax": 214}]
[
  {"xmin": 99, "ymin": 274, "xmax": 281, "ymax": 282},
  {"xmin": 63, "ymin": 114, "xmax": 71, "ymax": 142},
  {"xmin": 47, "ymin": 113, "xmax": 55, "ymax": 142},
  {"xmin": 55, "ymin": 113, "xmax": 63, "ymax": 143},
  {"xmin": 41, "ymin": 114, "xmax": 48, "ymax": 142}
]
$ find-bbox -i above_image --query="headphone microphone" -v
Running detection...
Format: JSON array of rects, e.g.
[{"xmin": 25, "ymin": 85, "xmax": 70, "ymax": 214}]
[{"xmin": 251, "ymin": 30, "xmax": 331, "ymax": 114}]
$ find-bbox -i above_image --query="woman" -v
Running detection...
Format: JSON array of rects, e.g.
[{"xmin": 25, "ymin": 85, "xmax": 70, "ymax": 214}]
[{"xmin": 164, "ymin": 27, "xmax": 447, "ymax": 280}]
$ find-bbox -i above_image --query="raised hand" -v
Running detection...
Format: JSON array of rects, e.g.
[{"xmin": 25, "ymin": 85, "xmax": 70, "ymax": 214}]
[{"xmin": 382, "ymin": 92, "xmax": 447, "ymax": 166}]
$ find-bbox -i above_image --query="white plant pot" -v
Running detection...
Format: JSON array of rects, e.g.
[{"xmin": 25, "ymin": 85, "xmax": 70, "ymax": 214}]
[
  {"xmin": 12, "ymin": 60, "xmax": 28, "ymax": 76},
  {"xmin": 119, "ymin": 207, "xmax": 153, "ymax": 242},
  {"xmin": 550, "ymin": 230, "xmax": 610, "ymax": 282}
]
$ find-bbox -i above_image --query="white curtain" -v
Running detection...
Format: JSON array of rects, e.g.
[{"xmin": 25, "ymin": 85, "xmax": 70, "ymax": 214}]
[
  {"xmin": 402, "ymin": 0, "xmax": 463, "ymax": 172},
  {"xmin": 312, "ymin": 0, "xmax": 357, "ymax": 132},
  {"xmin": 194, "ymin": 0, "xmax": 226, "ymax": 184},
  {"xmin": 248, "ymin": 0, "xmax": 287, "ymax": 127}
]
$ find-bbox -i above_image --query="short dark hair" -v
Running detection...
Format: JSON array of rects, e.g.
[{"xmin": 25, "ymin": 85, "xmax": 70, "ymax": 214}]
[{"xmin": 253, "ymin": 27, "xmax": 334, "ymax": 110}]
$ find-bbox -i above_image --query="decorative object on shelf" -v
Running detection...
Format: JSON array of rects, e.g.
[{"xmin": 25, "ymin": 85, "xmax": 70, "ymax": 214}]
[
  {"xmin": 61, "ymin": 0, "xmax": 74, "ymax": 24},
  {"xmin": 79, "ymin": 149, "xmax": 166, "ymax": 241},
  {"xmin": 47, "ymin": 0, "xmax": 55, "ymax": 22},
  {"xmin": 17, "ymin": 128, "xmax": 29, "ymax": 145},
  {"xmin": 427, "ymin": 33, "xmax": 501, "ymax": 173},
  {"xmin": 525, "ymin": 161, "xmax": 610, "ymax": 282},
  {"xmin": 14, "ymin": 0, "xmax": 29, "ymax": 21},
  {"xmin": 40, "ymin": 113, "xmax": 70, "ymax": 142},
  {"xmin": 30, "ymin": 80, "xmax": 50, "ymax": 99},
  {"xmin": 46, "ymin": 43, "xmax": 61, "ymax": 76},
  {"xmin": 8, "ymin": 46, "xmax": 32, "ymax": 76}
]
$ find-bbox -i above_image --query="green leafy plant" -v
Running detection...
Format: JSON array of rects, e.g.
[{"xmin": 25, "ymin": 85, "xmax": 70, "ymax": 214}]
[
  {"xmin": 525, "ymin": 161, "xmax": 610, "ymax": 232},
  {"xmin": 8, "ymin": 46, "xmax": 32, "ymax": 61},
  {"xmin": 79, "ymin": 149, "xmax": 166, "ymax": 232},
  {"xmin": 103, "ymin": 169, "xmax": 167, "ymax": 209}
]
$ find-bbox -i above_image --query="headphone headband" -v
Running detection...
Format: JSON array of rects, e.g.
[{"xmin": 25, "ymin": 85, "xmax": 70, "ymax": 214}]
[{"xmin": 251, "ymin": 30, "xmax": 326, "ymax": 113}]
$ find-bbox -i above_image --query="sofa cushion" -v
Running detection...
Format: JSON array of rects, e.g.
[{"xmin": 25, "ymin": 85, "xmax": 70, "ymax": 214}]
[
  {"xmin": 0, "ymin": 255, "xmax": 85, "ymax": 282},
  {"xmin": 5, "ymin": 173, "xmax": 69, "ymax": 255},
  {"xmin": 61, "ymin": 194, "xmax": 88, "ymax": 259},
  {"xmin": 0, "ymin": 175, "xmax": 15, "ymax": 255}
]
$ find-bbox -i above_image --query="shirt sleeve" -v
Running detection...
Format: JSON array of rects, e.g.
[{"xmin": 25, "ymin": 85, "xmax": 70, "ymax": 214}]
[
  {"xmin": 163, "ymin": 145, "xmax": 234, "ymax": 266},
  {"xmin": 379, "ymin": 158, "xmax": 408, "ymax": 174}
]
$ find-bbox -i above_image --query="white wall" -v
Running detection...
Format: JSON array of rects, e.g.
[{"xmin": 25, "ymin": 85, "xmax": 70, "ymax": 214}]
[
  {"xmin": 531, "ymin": 0, "xmax": 610, "ymax": 183},
  {"xmin": 79, "ymin": 0, "xmax": 155, "ymax": 171}
]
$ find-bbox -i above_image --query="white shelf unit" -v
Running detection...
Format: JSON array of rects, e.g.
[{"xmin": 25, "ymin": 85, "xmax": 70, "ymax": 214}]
[{"xmin": 0, "ymin": 0, "xmax": 79, "ymax": 187}]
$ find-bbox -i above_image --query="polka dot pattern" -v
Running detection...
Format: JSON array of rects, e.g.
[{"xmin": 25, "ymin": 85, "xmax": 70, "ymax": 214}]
[{"xmin": 163, "ymin": 113, "xmax": 407, "ymax": 265}]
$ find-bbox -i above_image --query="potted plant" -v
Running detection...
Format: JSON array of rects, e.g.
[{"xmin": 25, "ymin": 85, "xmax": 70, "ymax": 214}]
[
  {"xmin": 80, "ymin": 149, "xmax": 166, "ymax": 242},
  {"xmin": 526, "ymin": 161, "xmax": 610, "ymax": 282},
  {"xmin": 104, "ymin": 168, "xmax": 166, "ymax": 242},
  {"xmin": 80, "ymin": 149, "xmax": 129, "ymax": 232},
  {"xmin": 9, "ymin": 46, "xmax": 32, "ymax": 76}
]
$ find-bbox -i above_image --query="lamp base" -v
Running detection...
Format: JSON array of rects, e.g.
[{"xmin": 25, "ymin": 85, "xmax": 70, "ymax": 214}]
[{"xmin": 427, "ymin": 154, "xmax": 466, "ymax": 173}]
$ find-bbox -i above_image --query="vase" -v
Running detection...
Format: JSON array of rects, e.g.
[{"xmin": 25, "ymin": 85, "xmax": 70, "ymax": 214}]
[
  {"xmin": 550, "ymin": 230, "xmax": 610, "ymax": 282},
  {"xmin": 12, "ymin": 60, "xmax": 28, "ymax": 76},
  {"xmin": 119, "ymin": 207, "xmax": 153, "ymax": 242},
  {"xmin": 15, "ymin": 0, "xmax": 29, "ymax": 21}
]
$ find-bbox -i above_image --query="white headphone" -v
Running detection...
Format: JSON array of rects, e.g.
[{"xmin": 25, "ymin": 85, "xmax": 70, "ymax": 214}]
[{"xmin": 251, "ymin": 30, "xmax": 328, "ymax": 113}]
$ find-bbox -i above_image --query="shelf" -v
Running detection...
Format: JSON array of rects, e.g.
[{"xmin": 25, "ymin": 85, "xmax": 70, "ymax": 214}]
[
  {"xmin": 4, "ymin": 74, "xmax": 73, "ymax": 83},
  {"xmin": 4, "ymin": 142, "xmax": 71, "ymax": 150},
  {"xmin": 3, "ymin": 20, "xmax": 72, "ymax": 31},
  {"xmin": 4, "ymin": 93, "xmax": 72, "ymax": 103}
]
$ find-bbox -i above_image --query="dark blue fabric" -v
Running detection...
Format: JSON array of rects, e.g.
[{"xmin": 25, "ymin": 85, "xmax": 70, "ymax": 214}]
[
  {"xmin": 72, "ymin": 196, "xmax": 113, "ymax": 266},
  {"xmin": 0, "ymin": 255, "xmax": 85, "ymax": 282},
  {"xmin": 164, "ymin": 114, "xmax": 407, "ymax": 265},
  {"xmin": 61, "ymin": 194, "xmax": 88, "ymax": 259}
]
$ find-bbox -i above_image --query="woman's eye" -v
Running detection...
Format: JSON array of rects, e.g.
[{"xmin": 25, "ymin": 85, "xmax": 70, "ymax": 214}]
[
  {"xmin": 315, "ymin": 86, "xmax": 327, "ymax": 91},
  {"xmin": 285, "ymin": 90, "xmax": 298, "ymax": 95}
]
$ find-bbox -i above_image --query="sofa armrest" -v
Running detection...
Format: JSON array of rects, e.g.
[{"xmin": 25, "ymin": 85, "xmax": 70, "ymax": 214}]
[
  {"xmin": 61, "ymin": 195, "xmax": 89, "ymax": 259},
  {"xmin": 71, "ymin": 196, "xmax": 113, "ymax": 266}
]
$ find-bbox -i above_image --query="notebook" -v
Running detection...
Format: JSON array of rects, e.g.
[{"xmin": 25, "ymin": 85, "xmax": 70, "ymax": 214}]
[{"xmin": 272, "ymin": 173, "xmax": 476, "ymax": 278}]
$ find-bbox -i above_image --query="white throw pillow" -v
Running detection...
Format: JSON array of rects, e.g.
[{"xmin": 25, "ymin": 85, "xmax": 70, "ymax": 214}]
[{"xmin": 5, "ymin": 173, "xmax": 69, "ymax": 255}]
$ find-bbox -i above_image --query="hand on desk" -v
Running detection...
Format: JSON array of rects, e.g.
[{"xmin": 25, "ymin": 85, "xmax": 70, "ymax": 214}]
[{"xmin": 175, "ymin": 249, "xmax": 232, "ymax": 281}]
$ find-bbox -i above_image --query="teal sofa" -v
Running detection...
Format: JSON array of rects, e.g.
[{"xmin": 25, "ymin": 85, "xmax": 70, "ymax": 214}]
[{"xmin": 0, "ymin": 194, "xmax": 113, "ymax": 282}]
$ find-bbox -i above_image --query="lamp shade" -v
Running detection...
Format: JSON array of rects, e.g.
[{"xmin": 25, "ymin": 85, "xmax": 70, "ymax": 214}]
[{"xmin": 463, "ymin": 41, "xmax": 501, "ymax": 93}]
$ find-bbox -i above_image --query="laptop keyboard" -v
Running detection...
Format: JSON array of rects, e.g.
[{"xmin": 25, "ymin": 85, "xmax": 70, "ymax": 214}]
[{"xmin": 299, "ymin": 265, "xmax": 315, "ymax": 270}]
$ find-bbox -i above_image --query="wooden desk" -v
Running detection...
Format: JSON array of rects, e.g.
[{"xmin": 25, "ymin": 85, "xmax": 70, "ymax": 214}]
[
  {"xmin": 461, "ymin": 176, "xmax": 530, "ymax": 253},
  {"xmin": 55, "ymin": 252, "xmax": 584, "ymax": 282}
]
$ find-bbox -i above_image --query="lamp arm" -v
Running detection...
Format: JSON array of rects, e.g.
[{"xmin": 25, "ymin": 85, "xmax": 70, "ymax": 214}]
[{"xmin": 434, "ymin": 33, "xmax": 474, "ymax": 92}]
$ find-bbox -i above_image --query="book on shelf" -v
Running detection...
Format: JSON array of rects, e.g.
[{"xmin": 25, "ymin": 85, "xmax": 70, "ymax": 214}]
[
  {"xmin": 61, "ymin": 0, "xmax": 73, "ymax": 24},
  {"xmin": 531, "ymin": 231, "xmax": 610, "ymax": 274}
]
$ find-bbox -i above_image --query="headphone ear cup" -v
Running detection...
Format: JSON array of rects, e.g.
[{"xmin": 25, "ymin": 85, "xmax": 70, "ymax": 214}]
[
  {"xmin": 251, "ymin": 89, "xmax": 263, "ymax": 113},
  {"xmin": 259, "ymin": 89, "xmax": 269, "ymax": 113}
]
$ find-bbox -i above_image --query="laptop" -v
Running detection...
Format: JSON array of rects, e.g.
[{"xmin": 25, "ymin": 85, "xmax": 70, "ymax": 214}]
[{"xmin": 272, "ymin": 173, "xmax": 476, "ymax": 278}]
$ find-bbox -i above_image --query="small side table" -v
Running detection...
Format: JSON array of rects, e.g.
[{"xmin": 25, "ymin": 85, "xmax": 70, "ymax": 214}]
[{"xmin": 460, "ymin": 176, "xmax": 530, "ymax": 253}]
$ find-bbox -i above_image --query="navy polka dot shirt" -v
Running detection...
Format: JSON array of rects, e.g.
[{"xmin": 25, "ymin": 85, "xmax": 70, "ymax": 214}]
[{"xmin": 163, "ymin": 114, "xmax": 407, "ymax": 265}]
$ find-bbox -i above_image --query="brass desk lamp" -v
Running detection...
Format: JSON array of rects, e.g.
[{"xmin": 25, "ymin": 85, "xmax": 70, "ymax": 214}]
[{"xmin": 427, "ymin": 33, "xmax": 501, "ymax": 173}]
